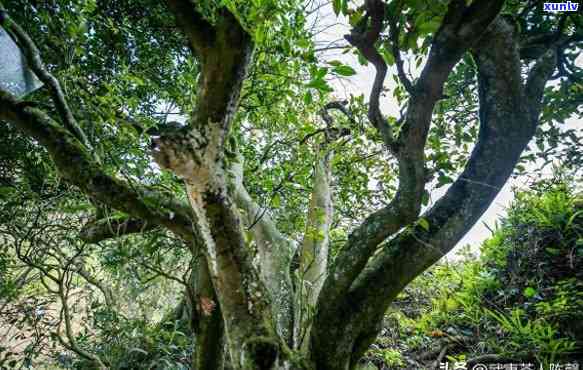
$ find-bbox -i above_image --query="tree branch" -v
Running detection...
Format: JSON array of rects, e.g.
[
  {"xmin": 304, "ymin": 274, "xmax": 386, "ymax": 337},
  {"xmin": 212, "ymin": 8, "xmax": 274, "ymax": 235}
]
[
  {"xmin": 56, "ymin": 270, "xmax": 107, "ymax": 369},
  {"xmin": 332, "ymin": 17, "xmax": 557, "ymax": 365},
  {"xmin": 229, "ymin": 155, "xmax": 295, "ymax": 342},
  {"xmin": 316, "ymin": 1, "xmax": 506, "ymax": 321},
  {"xmin": 293, "ymin": 99, "xmax": 354, "ymax": 348},
  {"xmin": 297, "ymin": 101, "xmax": 351, "ymax": 306},
  {"xmin": 1, "ymin": 11, "xmax": 91, "ymax": 150},
  {"xmin": 79, "ymin": 216, "xmax": 158, "ymax": 243},
  {"xmin": 74, "ymin": 263, "xmax": 115, "ymax": 308},
  {"xmin": 387, "ymin": 0, "xmax": 414, "ymax": 94},
  {"xmin": 526, "ymin": 48, "xmax": 559, "ymax": 111},
  {"xmin": 345, "ymin": 0, "xmax": 395, "ymax": 149},
  {"xmin": 165, "ymin": 0, "xmax": 216, "ymax": 57},
  {"xmin": 0, "ymin": 90, "xmax": 196, "ymax": 244},
  {"xmin": 294, "ymin": 140, "xmax": 333, "ymax": 350},
  {"xmin": 399, "ymin": 0, "xmax": 505, "ymax": 148}
]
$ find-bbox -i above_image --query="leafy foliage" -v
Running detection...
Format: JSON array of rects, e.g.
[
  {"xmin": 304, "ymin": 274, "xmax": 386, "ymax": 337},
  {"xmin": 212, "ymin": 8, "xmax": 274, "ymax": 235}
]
[
  {"xmin": 362, "ymin": 178, "xmax": 583, "ymax": 369},
  {"xmin": 0, "ymin": 0, "xmax": 581, "ymax": 368}
]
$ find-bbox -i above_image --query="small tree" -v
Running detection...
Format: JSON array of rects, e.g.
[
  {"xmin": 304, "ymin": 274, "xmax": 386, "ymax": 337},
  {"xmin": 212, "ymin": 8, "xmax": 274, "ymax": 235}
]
[{"xmin": 0, "ymin": 0, "xmax": 581, "ymax": 369}]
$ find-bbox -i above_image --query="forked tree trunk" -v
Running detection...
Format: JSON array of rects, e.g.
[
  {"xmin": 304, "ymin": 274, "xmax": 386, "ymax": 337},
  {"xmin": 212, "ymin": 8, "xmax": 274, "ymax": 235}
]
[
  {"xmin": 153, "ymin": 4, "xmax": 554, "ymax": 369},
  {"xmin": 0, "ymin": 1, "xmax": 563, "ymax": 369}
]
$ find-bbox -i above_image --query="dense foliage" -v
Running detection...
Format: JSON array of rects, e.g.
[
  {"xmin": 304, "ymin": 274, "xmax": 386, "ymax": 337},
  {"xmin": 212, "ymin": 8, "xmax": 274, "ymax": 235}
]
[
  {"xmin": 362, "ymin": 178, "xmax": 583, "ymax": 369},
  {"xmin": 0, "ymin": 0, "xmax": 581, "ymax": 369}
]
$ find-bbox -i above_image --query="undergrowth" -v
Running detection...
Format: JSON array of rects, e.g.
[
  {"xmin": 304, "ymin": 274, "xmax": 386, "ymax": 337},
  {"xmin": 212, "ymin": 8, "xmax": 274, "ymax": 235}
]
[{"xmin": 361, "ymin": 179, "xmax": 583, "ymax": 369}]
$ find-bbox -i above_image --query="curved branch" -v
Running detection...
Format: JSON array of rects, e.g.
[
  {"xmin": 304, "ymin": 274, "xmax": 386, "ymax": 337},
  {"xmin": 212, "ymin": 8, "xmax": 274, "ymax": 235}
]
[
  {"xmin": 74, "ymin": 263, "xmax": 115, "ymax": 308},
  {"xmin": 0, "ymin": 90, "xmax": 196, "ymax": 244},
  {"xmin": 332, "ymin": 17, "xmax": 557, "ymax": 365},
  {"xmin": 57, "ymin": 271, "xmax": 107, "ymax": 369},
  {"xmin": 317, "ymin": 1, "xmax": 506, "ymax": 322},
  {"xmin": 345, "ymin": 0, "xmax": 394, "ymax": 149},
  {"xmin": 1, "ymin": 11, "xmax": 91, "ymax": 150},
  {"xmin": 79, "ymin": 216, "xmax": 158, "ymax": 243},
  {"xmin": 387, "ymin": 1, "xmax": 414, "ymax": 94}
]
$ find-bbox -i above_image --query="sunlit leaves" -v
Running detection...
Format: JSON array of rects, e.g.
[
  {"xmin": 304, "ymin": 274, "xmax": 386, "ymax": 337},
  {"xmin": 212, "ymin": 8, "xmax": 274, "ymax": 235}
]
[
  {"xmin": 307, "ymin": 66, "xmax": 333, "ymax": 93},
  {"xmin": 417, "ymin": 217, "xmax": 430, "ymax": 231},
  {"xmin": 332, "ymin": 0, "xmax": 349, "ymax": 16},
  {"xmin": 328, "ymin": 60, "xmax": 357, "ymax": 76}
]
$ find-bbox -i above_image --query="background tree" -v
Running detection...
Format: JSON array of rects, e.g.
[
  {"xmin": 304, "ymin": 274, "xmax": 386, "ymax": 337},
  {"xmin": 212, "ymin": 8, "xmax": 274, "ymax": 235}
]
[{"xmin": 0, "ymin": 0, "xmax": 581, "ymax": 369}]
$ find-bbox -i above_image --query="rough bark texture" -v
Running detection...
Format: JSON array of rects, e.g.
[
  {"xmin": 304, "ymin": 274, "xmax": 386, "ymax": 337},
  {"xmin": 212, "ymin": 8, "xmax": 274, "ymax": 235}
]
[
  {"xmin": 1, "ymin": 1, "xmax": 568, "ymax": 369},
  {"xmin": 311, "ymin": 16, "xmax": 557, "ymax": 370},
  {"xmin": 153, "ymin": 3, "xmax": 289, "ymax": 368},
  {"xmin": 191, "ymin": 261, "xmax": 226, "ymax": 370},
  {"xmin": 294, "ymin": 145, "xmax": 333, "ymax": 351},
  {"xmin": 231, "ymin": 157, "xmax": 295, "ymax": 345}
]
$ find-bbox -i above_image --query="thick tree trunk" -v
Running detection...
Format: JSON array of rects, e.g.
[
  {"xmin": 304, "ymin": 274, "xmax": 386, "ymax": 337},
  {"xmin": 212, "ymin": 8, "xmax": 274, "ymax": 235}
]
[
  {"xmin": 2, "ymin": 2, "xmax": 565, "ymax": 370},
  {"xmin": 231, "ymin": 157, "xmax": 295, "ymax": 344},
  {"xmin": 191, "ymin": 262, "xmax": 226, "ymax": 370},
  {"xmin": 153, "ymin": 5, "xmax": 291, "ymax": 368},
  {"xmin": 310, "ymin": 16, "xmax": 557, "ymax": 370}
]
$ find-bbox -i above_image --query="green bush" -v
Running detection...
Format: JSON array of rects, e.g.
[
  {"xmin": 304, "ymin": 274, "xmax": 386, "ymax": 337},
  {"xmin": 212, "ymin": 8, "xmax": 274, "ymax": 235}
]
[{"xmin": 371, "ymin": 179, "xmax": 583, "ymax": 368}]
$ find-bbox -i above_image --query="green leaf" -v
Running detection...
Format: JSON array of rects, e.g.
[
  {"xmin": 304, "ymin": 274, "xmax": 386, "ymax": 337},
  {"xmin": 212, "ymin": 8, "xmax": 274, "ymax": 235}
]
[
  {"xmin": 349, "ymin": 9, "xmax": 364, "ymax": 27},
  {"xmin": 422, "ymin": 190, "xmax": 430, "ymax": 206},
  {"xmin": 342, "ymin": 0, "xmax": 348, "ymax": 14},
  {"xmin": 333, "ymin": 0, "xmax": 342, "ymax": 15},
  {"xmin": 333, "ymin": 65, "xmax": 357, "ymax": 76},
  {"xmin": 515, "ymin": 164, "xmax": 526, "ymax": 173},
  {"xmin": 523, "ymin": 287, "xmax": 537, "ymax": 298},
  {"xmin": 417, "ymin": 20, "xmax": 441, "ymax": 35},
  {"xmin": 307, "ymin": 78, "xmax": 333, "ymax": 93},
  {"xmin": 436, "ymin": 174, "xmax": 454, "ymax": 188},
  {"xmin": 418, "ymin": 218, "xmax": 430, "ymax": 231},
  {"xmin": 357, "ymin": 52, "xmax": 369, "ymax": 66},
  {"xmin": 303, "ymin": 91, "xmax": 313, "ymax": 105},
  {"xmin": 314, "ymin": 67, "xmax": 328, "ymax": 79},
  {"xmin": 381, "ymin": 48, "xmax": 395, "ymax": 66},
  {"xmin": 272, "ymin": 194, "xmax": 281, "ymax": 208},
  {"xmin": 255, "ymin": 27, "xmax": 266, "ymax": 44},
  {"xmin": 129, "ymin": 348, "xmax": 149, "ymax": 355}
]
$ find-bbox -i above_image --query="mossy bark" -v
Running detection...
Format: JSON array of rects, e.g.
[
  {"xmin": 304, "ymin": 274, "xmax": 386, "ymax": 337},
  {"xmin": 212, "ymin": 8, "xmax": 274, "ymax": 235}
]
[
  {"xmin": 310, "ymin": 17, "xmax": 556, "ymax": 369},
  {"xmin": 189, "ymin": 261, "xmax": 226, "ymax": 370},
  {"xmin": 1, "ymin": 3, "xmax": 563, "ymax": 370}
]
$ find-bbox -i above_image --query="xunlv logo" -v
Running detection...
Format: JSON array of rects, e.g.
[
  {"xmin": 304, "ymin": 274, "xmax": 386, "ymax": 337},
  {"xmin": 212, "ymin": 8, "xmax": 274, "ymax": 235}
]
[{"xmin": 544, "ymin": 1, "xmax": 580, "ymax": 11}]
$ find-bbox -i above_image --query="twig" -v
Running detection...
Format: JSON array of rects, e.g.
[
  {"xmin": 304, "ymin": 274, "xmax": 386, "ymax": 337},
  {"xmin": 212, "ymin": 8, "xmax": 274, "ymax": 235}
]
[
  {"xmin": 388, "ymin": 0, "xmax": 415, "ymax": 94},
  {"xmin": 344, "ymin": 0, "xmax": 396, "ymax": 151}
]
